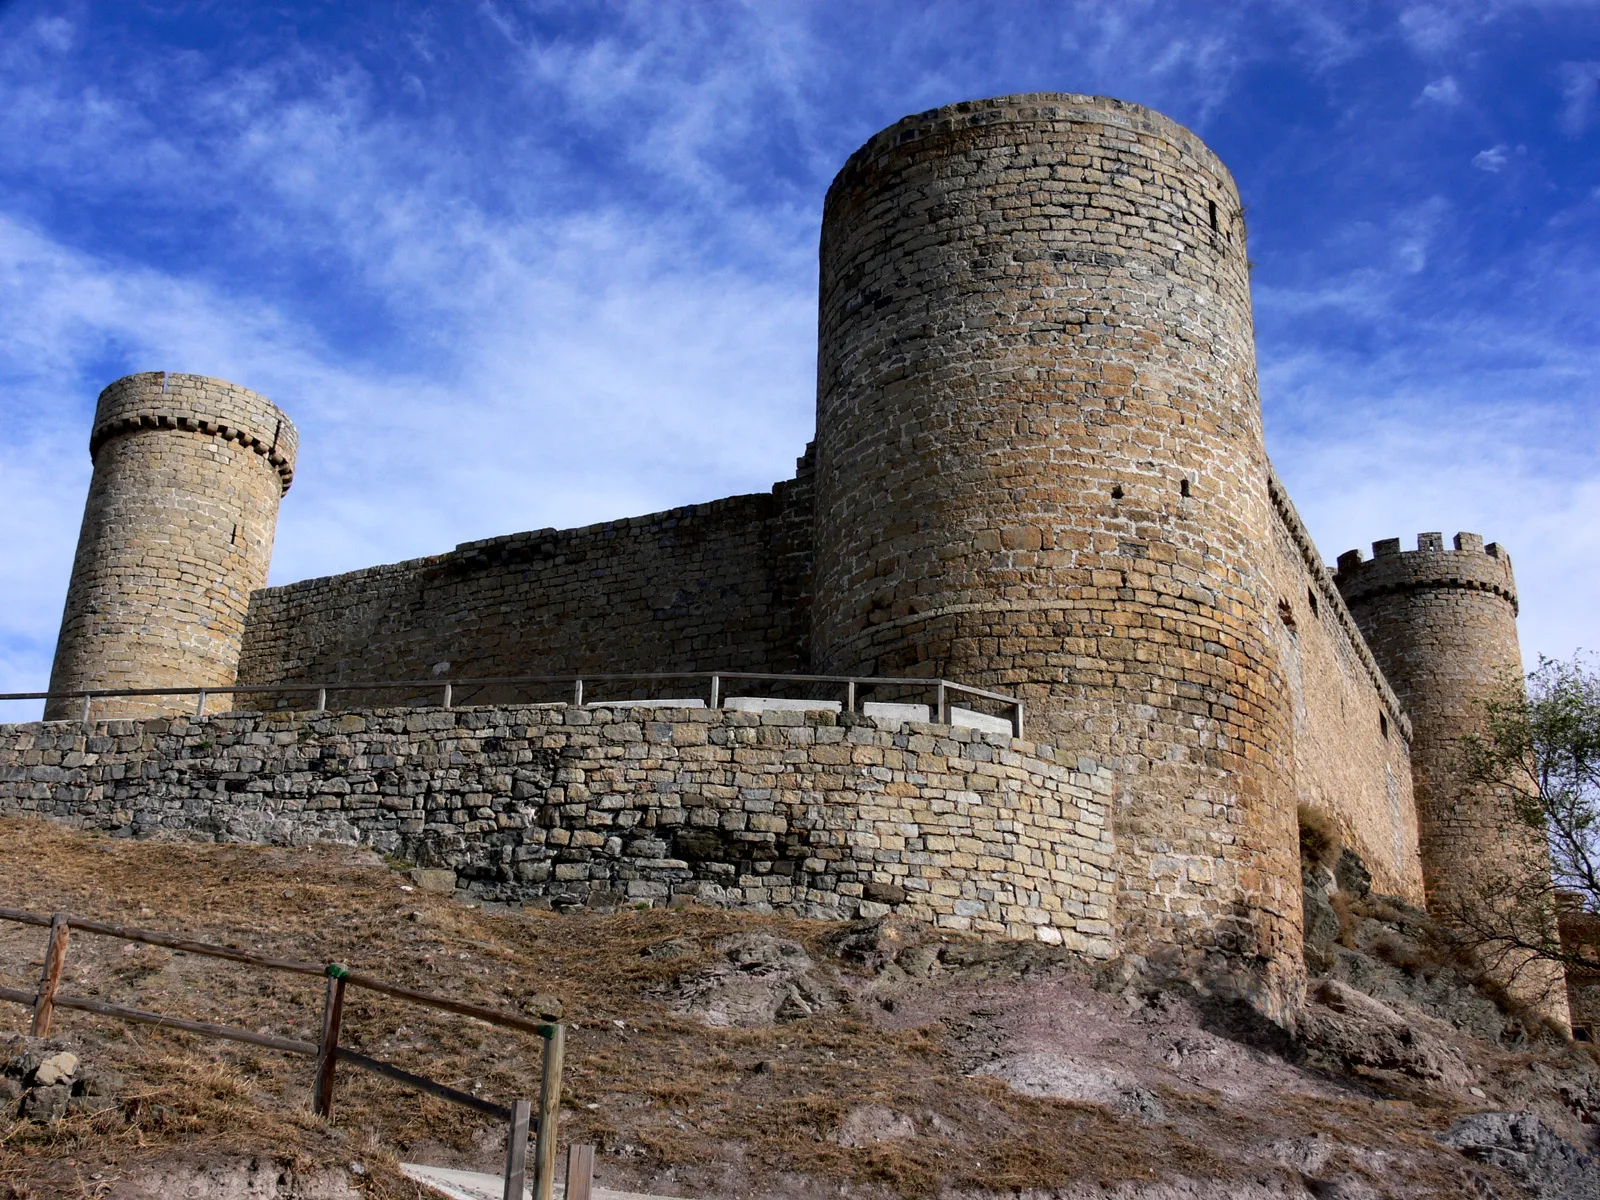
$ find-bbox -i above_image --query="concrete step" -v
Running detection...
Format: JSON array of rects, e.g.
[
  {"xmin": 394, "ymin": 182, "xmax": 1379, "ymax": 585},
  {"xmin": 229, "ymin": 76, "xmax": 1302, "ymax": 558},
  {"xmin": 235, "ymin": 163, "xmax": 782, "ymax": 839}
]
[{"xmin": 399, "ymin": 1162, "xmax": 690, "ymax": 1200}]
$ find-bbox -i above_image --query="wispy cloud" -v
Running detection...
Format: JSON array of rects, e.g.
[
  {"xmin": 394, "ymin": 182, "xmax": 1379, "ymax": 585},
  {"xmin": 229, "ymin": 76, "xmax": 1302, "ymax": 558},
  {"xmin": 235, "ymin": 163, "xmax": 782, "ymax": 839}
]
[
  {"xmin": 1559, "ymin": 60, "xmax": 1600, "ymax": 135},
  {"xmin": 1418, "ymin": 75, "xmax": 1464, "ymax": 105},
  {"xmin": 1473, "ymin": 143, "xmax": 1512, "ymax": 170},
  {"xmin": 0, "ymin": 0, "xmax": 1596, "ymax": 708}
]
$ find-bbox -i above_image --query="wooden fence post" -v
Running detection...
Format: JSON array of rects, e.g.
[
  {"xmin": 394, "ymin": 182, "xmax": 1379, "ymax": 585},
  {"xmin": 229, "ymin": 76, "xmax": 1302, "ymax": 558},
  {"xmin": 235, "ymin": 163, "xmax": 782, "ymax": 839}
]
[
  {"xmin": 531, "ymin": 1024, "xmax": 566, "ymax": 1200},
  {"xmin": 313, "ymin": 965, "xmax": 349, "ymax": 1118},
  {"xmin": 503, "ymin": 1098, "xmax": 532, "ymax": 1200},
  {"xmin": 564, "ymin": 1144, "xmax": 595, "ymax": 1200},
  {"xmin": 31, "ymin": 913, "xmax": 70, "ymax": 1036}
]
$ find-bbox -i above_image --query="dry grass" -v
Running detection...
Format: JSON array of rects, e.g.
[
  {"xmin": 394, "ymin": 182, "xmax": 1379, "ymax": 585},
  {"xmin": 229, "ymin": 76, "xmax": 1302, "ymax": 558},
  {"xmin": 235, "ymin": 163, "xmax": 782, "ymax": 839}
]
[
  {"xmin": 1297, "ymin": 803, "xmax": 1343, "ymax": 873},
  {"xmin": 0, "ymin": 818, "xmax": 1248, "ymax": 1199}
]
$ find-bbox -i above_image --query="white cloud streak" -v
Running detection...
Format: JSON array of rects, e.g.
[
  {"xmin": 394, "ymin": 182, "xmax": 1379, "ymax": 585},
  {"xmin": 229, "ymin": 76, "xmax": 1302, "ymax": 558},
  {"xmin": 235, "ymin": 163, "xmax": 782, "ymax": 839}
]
[{"xmin": 0, "ymin": 0, "xmax": 1596, "ymax": 711}]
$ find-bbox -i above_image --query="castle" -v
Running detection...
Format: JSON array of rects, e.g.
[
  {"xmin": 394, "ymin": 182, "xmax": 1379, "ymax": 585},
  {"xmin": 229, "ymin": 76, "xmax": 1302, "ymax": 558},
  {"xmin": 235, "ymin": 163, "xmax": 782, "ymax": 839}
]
[{"xmin": 10, "ymin": 95, "xmax": 1554, "ymax": 1024}]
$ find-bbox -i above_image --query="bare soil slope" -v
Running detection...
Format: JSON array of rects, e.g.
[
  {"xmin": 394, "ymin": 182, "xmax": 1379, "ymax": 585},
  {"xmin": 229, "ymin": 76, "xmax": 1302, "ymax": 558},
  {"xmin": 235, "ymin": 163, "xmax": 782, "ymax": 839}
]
[{"xmin": 0, "ymin": 818, "xmax": 1596, "ymax": 1199}]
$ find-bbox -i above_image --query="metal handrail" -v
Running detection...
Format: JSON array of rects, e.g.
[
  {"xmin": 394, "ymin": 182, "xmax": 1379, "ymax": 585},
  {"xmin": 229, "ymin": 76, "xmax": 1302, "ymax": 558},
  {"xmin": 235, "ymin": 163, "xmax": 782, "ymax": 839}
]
[{"xmin": 2, "ymin": 670, "xmax": 1024, "ymax": 737}]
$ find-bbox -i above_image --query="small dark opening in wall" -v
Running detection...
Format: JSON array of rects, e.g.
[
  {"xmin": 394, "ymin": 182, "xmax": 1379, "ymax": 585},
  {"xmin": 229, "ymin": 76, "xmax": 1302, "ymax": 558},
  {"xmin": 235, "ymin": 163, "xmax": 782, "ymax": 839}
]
[
  {"xmin": 230, "ymin": 523, "xmax": 239, "ymax": 545},
  {"xmin": 1208, "ymin": 199, "xmax": 1219, "ymax": 231},
  {"xmin": 1180, "ymin": 478, "xmax": 1191, "ymax": 498},
  {"xmin": 1577, "ymin": 1026, "xmax": 1594, "ymax": 1043},
  {"xmin": 1111, "ymin": 484, "xmax": 1125, "ymax": 501},
  {"xmin": 1307, "ymin": 587, "xmax": 1319, "ymax": 617},
  {"xmin": 1380, "ymin": 712, "xmax": 1389, "ymax": 739},
  {"xmin": 1277, "ymin": 598, "xmax": 1296, "ymax": 629}
]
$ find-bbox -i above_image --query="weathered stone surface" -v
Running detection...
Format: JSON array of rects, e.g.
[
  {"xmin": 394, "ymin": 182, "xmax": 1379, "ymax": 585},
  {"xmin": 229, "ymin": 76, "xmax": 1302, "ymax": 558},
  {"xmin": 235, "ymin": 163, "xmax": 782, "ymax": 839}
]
[
  {"xmin": 20, "ymin": 1083, "xmax": 70, "ymax": 1122},
  {"xmin": 32, "ymin": 1051, "xmax": 77, "ymax": 1087},
  {"xmin": 1337, "ymin": 534, "xmax": 1568, "ymax": 1020},
  {"xmin": 0, "ymin": 704, "xmax": 1117, "ymax": 948},
  {"xmin": 46, "ymin": 373, "xmax": 295, "ymax": 722},
  {"xmin": 1440, "ymin": 1111, "xmax": 1600, "ymax": 1199},
  {"xmin": 409, "ymin": 868, "xmax": 457, "ymax": 895}
]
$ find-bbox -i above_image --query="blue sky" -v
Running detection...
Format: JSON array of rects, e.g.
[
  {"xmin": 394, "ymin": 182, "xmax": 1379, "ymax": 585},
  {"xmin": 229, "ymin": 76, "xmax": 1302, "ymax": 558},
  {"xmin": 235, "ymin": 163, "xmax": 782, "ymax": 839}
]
[{"xmin": 1, "ymin": 1, "xmax": 1597, "ymax": 716}]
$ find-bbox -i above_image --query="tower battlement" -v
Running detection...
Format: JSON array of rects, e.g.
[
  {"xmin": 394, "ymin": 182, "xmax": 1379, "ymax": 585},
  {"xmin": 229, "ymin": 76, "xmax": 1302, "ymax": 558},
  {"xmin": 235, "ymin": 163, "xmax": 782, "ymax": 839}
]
[
  {"xmin": 1334, "ymin": 532, "xmax": 1516, "ymax": 614},
  {"xmin": 90, "ymin": 372, "xmax": 298, "ymax": 493}
]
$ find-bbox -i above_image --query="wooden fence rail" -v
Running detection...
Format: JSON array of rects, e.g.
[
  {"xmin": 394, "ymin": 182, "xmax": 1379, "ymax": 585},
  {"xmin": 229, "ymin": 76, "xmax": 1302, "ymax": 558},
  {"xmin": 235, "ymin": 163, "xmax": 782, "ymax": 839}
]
[{"xmin": 0, "ymin": 906, "xmax": 587, "ymax": 1200}]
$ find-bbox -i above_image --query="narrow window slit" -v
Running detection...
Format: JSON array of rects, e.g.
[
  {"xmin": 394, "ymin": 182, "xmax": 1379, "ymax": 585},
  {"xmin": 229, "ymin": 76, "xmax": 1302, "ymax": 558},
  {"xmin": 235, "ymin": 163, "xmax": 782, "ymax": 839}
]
[{"xmin": 1208, "ymin": 199, "xmax": 1219, "ymax": 232}]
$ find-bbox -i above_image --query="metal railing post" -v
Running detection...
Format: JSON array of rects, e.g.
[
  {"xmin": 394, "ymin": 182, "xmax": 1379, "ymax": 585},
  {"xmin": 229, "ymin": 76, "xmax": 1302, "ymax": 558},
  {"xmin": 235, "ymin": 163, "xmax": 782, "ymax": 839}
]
[
  {"xmin": 532, "ymin": 1024, "xmax": 566, "ymax": 1200},
  {"xmin": 573, "ymin": 679, "xmax": 584, "ymax": 707},
  {"xmin": 316, "ymin": 687, "xmax": 327, "ymax": 712},
  {"xmin": 1012, "ymin": 698, "xmax": 1025, "ymax": 740},
  {"xmin": 195, "ymin": 690, "xmax": 207, "ymax": 718},
  {"xmin": 442, "ymin": 682, "xmax": 452, "ymax": 709},
  {"xmin": 709, "ymin": 674, "xmax": 720, "ymax": 710},
  {"xmin": 846, "ymin": 680, "xmax": 855, "ymax": 714},
  {"xmin": 936, "ymin": 680, "xmax": 948, "ymax": 724},
  {"xmin": 80, "ymin": 695, "xmax": 92, "ymax": 723}
]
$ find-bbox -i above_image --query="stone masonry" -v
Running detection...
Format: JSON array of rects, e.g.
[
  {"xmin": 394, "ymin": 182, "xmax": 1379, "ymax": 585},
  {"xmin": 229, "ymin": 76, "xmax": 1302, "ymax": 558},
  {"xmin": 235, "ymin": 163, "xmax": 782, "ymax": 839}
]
[
  {"xmin": 46, "ymin": 372, "xmax": 296, "ymax": 721},
  {"xmin": 810, "ymin": 95, "xmax": 1297, "ymax": 1013},
  {"xmin": 1336, "ymin": 534, "xmax": 1567, "ymax": 1017},
  {"xmin": 0, "ymin": 705, "xmax": 1116, "ymax": 953},
  {"xmin": 25, "ymin": 93, "xmax": 1567, "ymax": 1023}
]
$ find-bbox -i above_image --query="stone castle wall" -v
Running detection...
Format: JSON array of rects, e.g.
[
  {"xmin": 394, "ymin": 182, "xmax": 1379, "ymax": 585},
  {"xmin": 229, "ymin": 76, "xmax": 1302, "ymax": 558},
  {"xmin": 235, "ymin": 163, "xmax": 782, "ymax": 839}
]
[
  {"xmin": 0, "ymin": 704, "xmax": 1116, "ymax": 953},
  {"xmin": 46, "ymin": 373, "xmax": 297, "ymax": 721},
  {"xmin": 234, "ymin": 448, "xmax": 815, "ymax": 699},
  {"xmin": 1263, "ymin": 477, "xmax": 1423, "ymax": 904}
]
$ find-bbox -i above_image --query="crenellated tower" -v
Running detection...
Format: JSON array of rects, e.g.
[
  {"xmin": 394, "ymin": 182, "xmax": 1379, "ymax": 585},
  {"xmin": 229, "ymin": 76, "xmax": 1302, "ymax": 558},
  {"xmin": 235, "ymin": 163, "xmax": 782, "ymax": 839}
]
[
  {"xmin": 810, "ymin": 95, "xmax": 1300, "ymax": 1014},
  {"xmin": 45, "ymin": 372, "xmax": 297, "ymax": 720},
  {"xmin": 1335, "ymin": 532, "xmax": 1567, "ymax": 1019}
]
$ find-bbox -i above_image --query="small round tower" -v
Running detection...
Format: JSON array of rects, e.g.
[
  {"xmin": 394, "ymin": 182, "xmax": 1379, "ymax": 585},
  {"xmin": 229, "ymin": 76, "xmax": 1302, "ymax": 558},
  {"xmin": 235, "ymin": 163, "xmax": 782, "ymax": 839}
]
[
  {"xmin": 811, "ymin": 95, "xmax": 1298, "ymax": 1010},
  {"xmin": 45, "ymin": 372, "xmax": 297, "ymax": 720},
  {"xmin": 1335, "ymin": 532, "xmax": 1567, "ymax": 1019},
  {"xmin": 1334, "ymin": 533, "xmax": 1532, "ymax": 900}
]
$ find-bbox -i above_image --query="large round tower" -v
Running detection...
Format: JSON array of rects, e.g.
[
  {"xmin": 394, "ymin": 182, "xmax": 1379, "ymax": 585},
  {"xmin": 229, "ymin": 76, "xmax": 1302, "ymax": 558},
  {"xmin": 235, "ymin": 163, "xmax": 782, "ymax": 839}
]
[
  {"xmin": 811, "ymin": 95, "xmax": 1299, "ymax": 1010},
  {"xmin": 1335, "ymin": 532, "xmax": 1567, "ymax": 1019},
  {"xmin": 45, "ymin": 372, "xmax": 297, "ymax": 720}
]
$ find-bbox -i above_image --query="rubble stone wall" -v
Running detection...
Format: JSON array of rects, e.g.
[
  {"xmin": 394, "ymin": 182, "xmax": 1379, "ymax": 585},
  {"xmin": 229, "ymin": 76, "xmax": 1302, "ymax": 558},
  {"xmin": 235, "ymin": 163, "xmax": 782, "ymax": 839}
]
[{"xmin": 0, "ymin": 704, "xmax": 1117, "ymax": 954}]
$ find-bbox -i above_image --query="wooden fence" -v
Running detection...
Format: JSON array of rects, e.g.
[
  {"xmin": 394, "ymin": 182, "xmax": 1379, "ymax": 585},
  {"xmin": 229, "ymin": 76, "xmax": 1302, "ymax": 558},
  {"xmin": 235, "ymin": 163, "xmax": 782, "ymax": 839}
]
[{"xmin": 0, "ymin": 906, "xmax": 594, "ymax": 1200}]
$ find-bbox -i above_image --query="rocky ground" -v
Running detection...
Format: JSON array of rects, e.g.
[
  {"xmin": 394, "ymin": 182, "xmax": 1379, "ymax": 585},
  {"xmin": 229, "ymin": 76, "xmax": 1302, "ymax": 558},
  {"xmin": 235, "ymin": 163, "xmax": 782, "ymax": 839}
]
[{"xmin": 1, "ymin": 816, "xmax": 1599, "ymax": 1198}]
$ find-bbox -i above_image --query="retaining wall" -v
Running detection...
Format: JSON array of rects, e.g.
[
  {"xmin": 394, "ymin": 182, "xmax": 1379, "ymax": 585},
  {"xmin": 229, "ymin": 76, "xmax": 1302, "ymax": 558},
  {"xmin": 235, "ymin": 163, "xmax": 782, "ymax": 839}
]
[{"xmin": 0, "ymin": 704, "xmax": 1117, "ymax": 954}]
